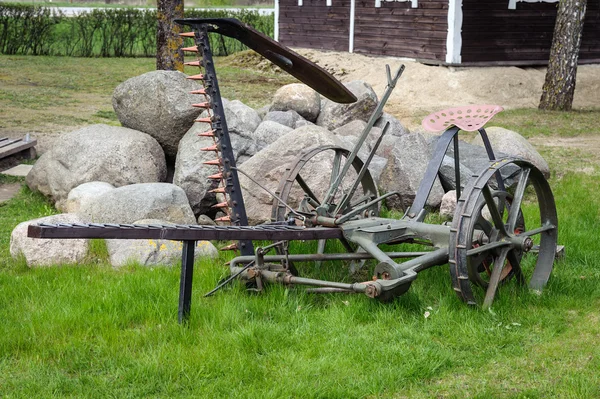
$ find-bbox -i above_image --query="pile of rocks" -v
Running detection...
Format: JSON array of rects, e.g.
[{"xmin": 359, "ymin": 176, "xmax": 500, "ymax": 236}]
[{"xmin": 12, "ymin": 70, "xmax": 549, "ymax": 267}]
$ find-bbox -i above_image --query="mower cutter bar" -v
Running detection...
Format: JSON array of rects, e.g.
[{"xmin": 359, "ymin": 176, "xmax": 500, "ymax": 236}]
[{"xmin": 27, "ymin": 223, "xmax": 344, "ymax": 241}]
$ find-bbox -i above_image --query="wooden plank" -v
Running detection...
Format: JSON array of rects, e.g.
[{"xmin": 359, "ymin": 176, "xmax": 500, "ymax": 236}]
[{"xmin": 0, "ymin": 139, "xmax": 36, "ymax": 160}]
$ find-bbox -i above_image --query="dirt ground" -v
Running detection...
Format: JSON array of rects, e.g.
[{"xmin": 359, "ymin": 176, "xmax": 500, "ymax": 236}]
[
  {"xmin": 295, "ymin": 49, "xmax": 600, "ymax": 122},
  {"xmin": 293, "ymin": 49, "xmax": 600, "ymax": 166}
]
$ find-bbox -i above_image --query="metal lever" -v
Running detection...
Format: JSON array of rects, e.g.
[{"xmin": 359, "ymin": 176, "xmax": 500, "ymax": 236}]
[{"xmin": 320, "ymin": 64, "xmax": 405, "ymax": 214}]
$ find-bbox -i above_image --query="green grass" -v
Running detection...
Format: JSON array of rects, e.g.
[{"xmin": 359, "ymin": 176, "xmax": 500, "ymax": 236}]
[
  {"xmin": 1, "ymin": 173, "xmax": 600, "ymax": 397},
  {"xmin": 493, "ymin": 108, "xmax": 600, "ymax": 138},
  {"xmin": 0, "ymin": 55, "xmax": 293, "ymax": 135},
  {"xmin": 1, "ymin": 55, "xmax": 600, "ymax": 397}
]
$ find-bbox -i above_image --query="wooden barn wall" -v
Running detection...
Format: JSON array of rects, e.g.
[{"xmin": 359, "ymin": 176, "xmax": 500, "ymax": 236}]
[
  {"xmin": 461, "ymin": 0, "xmax": 600, "ymax": 64},
  {"xmin": 278, "ymin": 0, "xmax": 351, "ymax": 51},
  {"xmin": 353, "ymin": 0, "xmax": 448, "ymax": 61}
]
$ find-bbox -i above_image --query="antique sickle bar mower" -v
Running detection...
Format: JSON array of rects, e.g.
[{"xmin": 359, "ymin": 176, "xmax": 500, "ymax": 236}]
[{"xmin": 28, "ymin": 19, "xmax": 558, "ymax": 322}]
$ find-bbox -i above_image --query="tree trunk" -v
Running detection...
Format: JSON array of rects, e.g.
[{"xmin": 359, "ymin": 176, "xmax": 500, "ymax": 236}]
[
  {"xmin": 156, "ymin": 0, "xmax": 184, "ymax": 72},
  {"xmin": 539, "ymin": 0, "xmax": 587, "ymax": 111}
]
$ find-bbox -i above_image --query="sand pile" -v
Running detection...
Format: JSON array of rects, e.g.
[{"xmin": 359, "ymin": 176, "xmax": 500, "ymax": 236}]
[{"xmin": 295, "ymin": 49, "xmax": 600, "ymax": 127}]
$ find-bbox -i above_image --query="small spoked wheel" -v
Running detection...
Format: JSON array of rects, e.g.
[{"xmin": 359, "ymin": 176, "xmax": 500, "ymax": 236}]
[
  {"xmin": 271, "ymin": 145, "xmax": 378, "ymax": 222},
  {"xmin": 271, "ymin": 145, "xmax": 379, "ymax": 267},
  {"xmin": 449, "ymin": 159, "xmax": 558, "ymax": 308}
]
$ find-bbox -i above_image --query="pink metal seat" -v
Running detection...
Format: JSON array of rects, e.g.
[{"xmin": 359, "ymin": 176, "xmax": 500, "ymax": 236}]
[{"xmin": 421, "ymin": 105, "xmax": 504, "ymax": 132}]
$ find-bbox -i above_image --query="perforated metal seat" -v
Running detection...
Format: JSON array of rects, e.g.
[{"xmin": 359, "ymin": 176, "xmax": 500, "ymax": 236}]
[{"xmin": 421, "ymin": 105, "xmax": 504, "ymax": 132}]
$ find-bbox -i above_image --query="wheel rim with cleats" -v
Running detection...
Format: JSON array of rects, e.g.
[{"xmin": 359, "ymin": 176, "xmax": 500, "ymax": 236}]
[{"xmin": 449, "ymin": 159, "xmax": 558, "ymax": 308}]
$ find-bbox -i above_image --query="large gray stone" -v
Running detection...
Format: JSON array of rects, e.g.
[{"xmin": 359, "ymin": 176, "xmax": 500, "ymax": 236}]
[
  {"xmin": 26, "ymin": 124, "xmax": 167, "ymax": 209},
  {"xmin": 374, "ymin": 112, "xmax": 410, "ymax": 137},
  {"xmin": 317, "ymin": 81, "xmax": 378, "ymax": 130},
  {"xmin": 430, "ymin": 136, "xmax": 519, "ymax": 188},
  {"xmin": 224, "ymin": 100, "xmax": 263, "ymax": 164},
  {"xmin": 271, "ymin": 83, "xmax": 321, "ymax": 122},
  {"xmin": 333, "ymin": 135, "xmax": 388, "ymax": 185},
  {"xmin": 253, "ymin": 121, "xmax": 293, "ymax": 151},
  {"xmin": 264, "ymin": 110, "xmax": 304, "ymax": 129},
  {"xmin": 81, "ymin": 183, "xmax": 196, "ymax": 224},
  {"xmin": 256, "ymin": 104, "xmax": 270, "ymax": 120},
  {"xmin": 438, "ymin": 155, "xmax": 475, "ymax": 192},
  {"xmin": 65, "ymin": 182, "xmax": 115, "ymax": 214},
  {"xmin": 106, "ymin": 219, "xmax": 218, "ymax": 268},
  {"xmin": 226, "ymin": 100, "xmax": 262, "ymax": 136},
  {"xmin": 239, "ymin": 125, "xmax": 352, "ymax": 224},
  {"xmin": 471, "ymin": 126, "xmax": 550, "ymax": 178},
  {"xmin": 10, "ymin": 213, "xmax": 89, "ymax": 267},
  {"xmin": 377, "ymin": 132, "xmax": 444, "ymax": 211},
  {"xmin": 112, "ymin": 70, "xmax": 203, "ymax": 159},
  {"xmin": 173, "ymin": 122, "xmax": 221, "ymax": 217},
  {"xmin": 332, "ymin": 120, "xmax": 383, "ymax": 151}
]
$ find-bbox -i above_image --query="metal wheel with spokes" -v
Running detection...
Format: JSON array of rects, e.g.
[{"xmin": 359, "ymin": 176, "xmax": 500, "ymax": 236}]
[
  {"xmin": 449, "ymin": 159, "xmax": 558, "ymax": 308},
  {"xmin": 271, "ymin": 145, "xmax": 379, "ymax": 266}
]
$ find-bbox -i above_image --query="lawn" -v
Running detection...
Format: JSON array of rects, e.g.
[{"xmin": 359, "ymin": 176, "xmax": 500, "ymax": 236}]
[{"xmin": 1, "ymin": 55, "xmax": 600, "ymax": 398}]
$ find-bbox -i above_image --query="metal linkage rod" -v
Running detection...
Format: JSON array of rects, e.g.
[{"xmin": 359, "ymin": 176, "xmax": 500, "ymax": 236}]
[
  {"xmin": 333, "ymin": 121, "xmax": 390, "ymax": 216},
  {"xmin": 320, "ymin": 64, "xmax": 404, "ymax": 213}
]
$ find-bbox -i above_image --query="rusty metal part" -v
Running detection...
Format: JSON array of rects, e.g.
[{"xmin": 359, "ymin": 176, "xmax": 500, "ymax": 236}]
[
  {"xmin": 203, "ymin": 159, "xmax": 222, "ymax": 166},
  {"xmin": 449, "ymin": 159, "xmax": 558, "ymax": 308},
  {"xmin": 186, "ymin": 73, "xmax": 205, "ymax": 80},
  {"xmin": 207, "ymin": 172, "xmax": 224, "ymax": 180},
  {"xmin": 184, "ymin": 61, "xmax": 202, "ymax": 67},
  {"xmin": 200, "ymin": 144, "xmax": 220, "ymax": 152},
  {"xmin": 220, "ymin": 242, "xmax": 238, "ymax": 251},
  {"xmin": 175, "ymin": 18, "xmax": 357, "ymax": 104},
  {"xmin": 212, "ymin": 201, "xmax": 230, "ymax": 209}
]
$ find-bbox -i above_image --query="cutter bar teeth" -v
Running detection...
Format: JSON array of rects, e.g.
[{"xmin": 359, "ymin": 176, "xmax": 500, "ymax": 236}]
[
  {"xmin": 192, "ymin": 102, "xmax": 211, "ymax": 109},
  {"xmin": 187, "ymin": 73, "xmax": 205, "ymax": 80},
  {"xmin": 207, "ymin": 172, "xmax": 224, "ymax": 179},
  {"xmin": 203, "ymin": 159, "xmax": 223, "ymax": 166},
  {"xmin": 185, "ymin": 61, "xmax": 202, "ymax": 67},
  {"xmin": 220, "ymin": 243, "xmax": 238, "ymax": 251},
  {"xmin": 200, "ymin": 144, "xmax": 220, "ymax": 152}
]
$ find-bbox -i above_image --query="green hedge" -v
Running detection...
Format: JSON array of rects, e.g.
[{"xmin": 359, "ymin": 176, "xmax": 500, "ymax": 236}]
[{"xmin": 0, "ymin": 3, "xmax": 274, "ymax": 57}]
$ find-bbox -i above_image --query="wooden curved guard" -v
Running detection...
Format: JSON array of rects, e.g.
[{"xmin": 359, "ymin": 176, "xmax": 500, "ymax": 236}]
[{"xmin": 421, "ymin": 105, "xmax": 504, "ymax": 132}]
